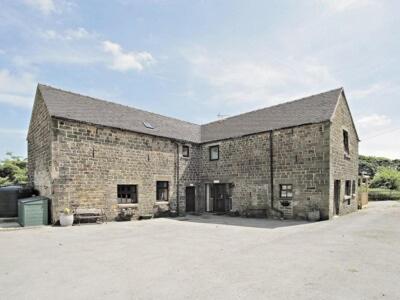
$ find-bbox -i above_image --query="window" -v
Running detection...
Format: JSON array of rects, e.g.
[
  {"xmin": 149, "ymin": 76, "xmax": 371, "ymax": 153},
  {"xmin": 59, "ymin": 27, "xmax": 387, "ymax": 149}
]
[
  {"xmin": 117, "ymin": 185, "xmax": 138, "ymax": 204},
  {"xmin": 352, "ymin": 180, "xmax": 356, "ymax": 194},
  {"xmin": 182, "ymin": 145, "xmax": 190, "ymax": 157},
  {"xmin": 345, "ymin": 180, "xmax": 351, "ymax": 196},
  {"xmin": 280, "ymin": 184, "xmax": 293, "ymax": 199},
  {"xmin": 343, "ymin": 130, "xmax": 350, "ymax": 155},
  {"xmin": 143, "ymin": 121, "xmax": 154, "ymax": 129},
  {"xmin": 156, "ymin": 181, "xmax": 169, "ymax": 201},
  {"xmin": 345, "ymin": 180, "xmax": 351, "ymax": 205},
  {"xmin": 209, "ymin": 145, "xmax": 219, "ymax": 161}
]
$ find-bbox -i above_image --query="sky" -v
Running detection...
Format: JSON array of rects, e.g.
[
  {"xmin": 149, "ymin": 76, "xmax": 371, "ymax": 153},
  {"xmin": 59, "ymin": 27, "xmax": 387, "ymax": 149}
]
[{"xmin": 0, "ymin": 0, "xmax": 399, "ymax": 159}]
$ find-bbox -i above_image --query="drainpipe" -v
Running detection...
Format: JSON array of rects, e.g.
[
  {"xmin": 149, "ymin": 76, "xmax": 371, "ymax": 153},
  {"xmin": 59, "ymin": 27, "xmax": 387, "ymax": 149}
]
[
  {"xmin": 269, "ymin": 131, "xmax": 284, "ymax": 218},
  {"xmin": 174, "ymin": 142, "xmax": 180, "ymax": 216}
]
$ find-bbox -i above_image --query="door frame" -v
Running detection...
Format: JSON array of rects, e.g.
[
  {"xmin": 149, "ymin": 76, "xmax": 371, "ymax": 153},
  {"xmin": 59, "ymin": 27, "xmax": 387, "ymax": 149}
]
[
  {"xmin": 185, "ymin": 186, "xmax": 196, "ymax": 212},
  {"xmin": 334, "ymin": 180, "xmax": 341, "ymax": 215}
]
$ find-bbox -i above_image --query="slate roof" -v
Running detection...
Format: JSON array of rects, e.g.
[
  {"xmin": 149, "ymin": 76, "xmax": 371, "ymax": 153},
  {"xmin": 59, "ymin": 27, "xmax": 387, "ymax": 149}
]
[
  {"xmin": 38, "ymin": 84, "xmax": 202, "ymax": 143},
  {"xmin": 37, "ymin": 84, "xmax": 344, "ymax": 144},
  {"xmin": 201, "ymin": 88, "xmax": 343, "ymax": 142}
]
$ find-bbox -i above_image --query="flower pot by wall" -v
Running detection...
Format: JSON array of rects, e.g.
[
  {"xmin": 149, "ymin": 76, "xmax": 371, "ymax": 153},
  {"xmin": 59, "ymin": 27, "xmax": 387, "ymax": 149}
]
[
  {"xmin": 60, "ymin": 213, "xmax": 74, "ymax": 226},
  {"xmin": 307, "ymin": 210, "xmax": 320, "ymax": 222}
]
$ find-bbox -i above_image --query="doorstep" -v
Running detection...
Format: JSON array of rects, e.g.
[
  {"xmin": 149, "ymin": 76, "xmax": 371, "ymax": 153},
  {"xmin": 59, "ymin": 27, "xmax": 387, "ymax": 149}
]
[{"xmin": 0, "ymin": 218, "xmax": 21, "ymax": 230}]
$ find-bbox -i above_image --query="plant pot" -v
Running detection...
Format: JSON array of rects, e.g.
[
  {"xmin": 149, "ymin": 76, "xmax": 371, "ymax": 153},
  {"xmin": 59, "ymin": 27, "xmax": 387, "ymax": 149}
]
[
  {"xmin": 307, "ymin": 210, "xmax": 320, "ymax": 222},
  {"xmin": 60, "ymin": 213, "xmax": 74, "ymax": 226}
]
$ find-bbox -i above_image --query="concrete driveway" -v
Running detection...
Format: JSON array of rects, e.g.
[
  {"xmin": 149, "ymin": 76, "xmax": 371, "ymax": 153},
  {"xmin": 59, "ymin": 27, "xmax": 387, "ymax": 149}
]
[{"xmin": 1, "ymin": 201, "xmax": 399, "ymax": 300}]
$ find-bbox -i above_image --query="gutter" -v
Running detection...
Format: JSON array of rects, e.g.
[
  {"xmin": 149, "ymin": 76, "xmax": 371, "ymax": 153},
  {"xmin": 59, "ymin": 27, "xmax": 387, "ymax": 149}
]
[{"xmin": 269, "ymin": 131, "xmax": 284, "ymax": 219}]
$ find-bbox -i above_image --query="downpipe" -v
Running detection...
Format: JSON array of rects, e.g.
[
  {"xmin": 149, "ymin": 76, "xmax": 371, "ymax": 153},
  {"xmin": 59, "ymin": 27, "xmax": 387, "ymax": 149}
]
[{"xmin": 269, "ymin": 131, "xmax": 284, "ymax": 219}]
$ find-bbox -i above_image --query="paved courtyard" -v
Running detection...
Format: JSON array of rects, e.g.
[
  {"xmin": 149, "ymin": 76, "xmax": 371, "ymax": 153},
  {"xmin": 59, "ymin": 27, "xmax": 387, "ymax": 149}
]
[{"xmin": 1, "ymin": 201, "xmax": 399, "ymax": 300}]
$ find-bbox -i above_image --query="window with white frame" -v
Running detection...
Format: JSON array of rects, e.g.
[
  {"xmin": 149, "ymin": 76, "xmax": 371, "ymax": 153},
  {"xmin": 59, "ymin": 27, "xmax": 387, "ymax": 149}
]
[{"xmin": 280, "ymin": 184, "xmax": 293, "ymax": 199}]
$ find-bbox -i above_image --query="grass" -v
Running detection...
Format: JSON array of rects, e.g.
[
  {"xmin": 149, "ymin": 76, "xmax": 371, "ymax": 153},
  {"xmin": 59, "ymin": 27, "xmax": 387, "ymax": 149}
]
[{"xmin": 369, "ymin": 188, "xmax": 400, "ymax": 201}]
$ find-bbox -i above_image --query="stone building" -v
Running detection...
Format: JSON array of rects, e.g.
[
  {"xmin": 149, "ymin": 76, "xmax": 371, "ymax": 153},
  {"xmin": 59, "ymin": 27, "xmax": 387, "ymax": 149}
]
[{"xmin": 28, "ymin": 84, "xmax": 359, "ymax": 222}]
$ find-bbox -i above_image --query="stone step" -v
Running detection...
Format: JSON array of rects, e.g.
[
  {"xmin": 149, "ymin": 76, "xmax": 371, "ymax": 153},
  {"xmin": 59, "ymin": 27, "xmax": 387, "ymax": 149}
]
[{"xmin": 0, "ymin": 217, "xmax": 18, "ymax": 223}]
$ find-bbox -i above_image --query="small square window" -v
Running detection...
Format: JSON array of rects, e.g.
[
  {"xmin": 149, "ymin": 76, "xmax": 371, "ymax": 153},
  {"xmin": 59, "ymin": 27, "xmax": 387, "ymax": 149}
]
[
  {"xmin": 280, "ymin": 184, "xmax": 293, "ymax": 199},
  {"xmin": 117, "ymin": 185, "xmax": 138, "ymax": 204},
  {"xmin": 209, "ymin": 145, "xmax": 219, "ymax": 161},
  {"xmin": 182, "ymin": 145, "xmax": 190, "ymax": 157},
  {"xmin": 156, "ymin": 181, "xmax": 169, "ymax": 201}
]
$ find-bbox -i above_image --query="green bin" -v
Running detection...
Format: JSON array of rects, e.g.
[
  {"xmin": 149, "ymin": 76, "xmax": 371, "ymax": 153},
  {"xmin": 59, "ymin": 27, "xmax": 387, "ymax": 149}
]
[{"xmin": 18, "ymin": 197, "xmax": 49, "ymax": 227}]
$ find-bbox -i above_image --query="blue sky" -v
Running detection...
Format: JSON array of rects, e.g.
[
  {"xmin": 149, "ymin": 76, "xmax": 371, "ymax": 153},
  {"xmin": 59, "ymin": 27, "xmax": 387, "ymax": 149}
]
[{"xmin": 0, "ymin": 0, "xmax": 399, "ymax": 159}]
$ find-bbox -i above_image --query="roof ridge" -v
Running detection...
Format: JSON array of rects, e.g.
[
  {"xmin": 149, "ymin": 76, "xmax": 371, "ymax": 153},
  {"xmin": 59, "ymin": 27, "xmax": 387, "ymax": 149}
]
[
  {"xmin": 38, "ymin": 83, "xmax": 201, "ymax": 127},
  {"xmin": 201, "ymin": 87, "xmax": 343, "ymax": 127}
]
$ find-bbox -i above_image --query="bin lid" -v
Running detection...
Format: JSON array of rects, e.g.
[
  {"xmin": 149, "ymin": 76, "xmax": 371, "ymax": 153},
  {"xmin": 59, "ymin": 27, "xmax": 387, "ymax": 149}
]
[
  {"xmin": 0, "ymin": 185, "xmax": 23, "ymax": 192},
  {"xmin": 18, "ymin": 196, "xmax": 49, "ymax": 204}
]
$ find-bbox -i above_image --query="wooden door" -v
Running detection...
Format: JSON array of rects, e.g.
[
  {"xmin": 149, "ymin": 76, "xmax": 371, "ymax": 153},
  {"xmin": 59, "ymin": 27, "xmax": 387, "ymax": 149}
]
[
  {"xmin": 334, "ymin": 180, "xmax": 341, "ymax": 215},
  {"xmin": 185, "ymin": 187, "xmax": 195, "ymax": 212},
  {"xmin": 213, "ymin": 184, "xmax": 227, "ymax": 212}
]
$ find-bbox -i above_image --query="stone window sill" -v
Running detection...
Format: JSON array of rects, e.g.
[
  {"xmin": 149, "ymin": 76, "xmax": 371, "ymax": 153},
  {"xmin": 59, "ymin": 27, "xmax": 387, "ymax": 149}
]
[
  {"xmin": 155, "ymin": 201, "xmax": 169, "ymax": 205},
  {"xmin": 117, "ymin": 203, "xmax": 138, "ymax": 208}
]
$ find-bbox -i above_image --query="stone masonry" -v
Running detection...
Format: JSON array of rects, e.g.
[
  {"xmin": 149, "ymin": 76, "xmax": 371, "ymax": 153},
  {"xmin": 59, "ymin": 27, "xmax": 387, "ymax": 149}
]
[{"xmin": 28, "ymin": 85, "xmax": 359, "ymax": 222}]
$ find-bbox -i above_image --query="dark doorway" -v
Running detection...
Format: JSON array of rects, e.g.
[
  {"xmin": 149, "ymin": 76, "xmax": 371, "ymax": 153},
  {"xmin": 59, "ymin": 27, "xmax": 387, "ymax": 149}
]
[
  {"xmin": 334, "ymin": 180, "xmax": 341, "ymax": 215},
  {"xmin": 185, "ymin": 187, "xmax": 195, "ymax": 212},
  {"xmin": 213, "ymin": 184, "xmax": 230, "ymax": 213}
]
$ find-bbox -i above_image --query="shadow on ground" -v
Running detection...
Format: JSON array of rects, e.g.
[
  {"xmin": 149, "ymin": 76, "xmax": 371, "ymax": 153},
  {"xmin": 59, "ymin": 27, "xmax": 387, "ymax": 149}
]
[{"xmin": 170, "ymin": 213, "xmax": 312, "ymax": 229}]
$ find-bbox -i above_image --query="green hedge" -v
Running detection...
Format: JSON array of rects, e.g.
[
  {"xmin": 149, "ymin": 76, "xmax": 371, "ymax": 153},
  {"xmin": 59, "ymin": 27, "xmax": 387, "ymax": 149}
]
[{"xmin": 369, "ymin": 188, "xmax": 400, "ymax": 201}]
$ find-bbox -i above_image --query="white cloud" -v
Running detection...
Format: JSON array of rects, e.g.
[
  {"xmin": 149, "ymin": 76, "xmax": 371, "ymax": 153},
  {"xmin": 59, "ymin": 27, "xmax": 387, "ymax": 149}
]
[
  {"xmin": 24, "ymin": 0, "xmax": 56, "ymax": 15},
  {"xmin": 317, "ymin": 0, "xmax": 380, "ymax": 12},
  {"xmin": 355, "ymin": 114, "xmax": 400, "ymax": 159},
  {"xmin": 0, "ymin": 128, "xmax": 27, "ymax": 136},
  {"xmin": 360, "ymin": 131, "xmax": 400, "ymax": 159},
  {"xmin": 0, "ymin": 69, "xmax": 37, "ymax": 108},
  {"xmin": 350, "ymin": 81, "xmax": 400, "ymax": 100},
  {"xmin": 357, "ymin": 114, "xmax": 392, "ymax": 129},
  {"xmin": 20, "ymin": 30, "xmax": 155, "ymax": 73},
  {"xmin": 41, "ymin": 27, "xmax": 95, "ymax": 40},
  {"xmin": 183, "ymin": 47, "xmax": 338, "ymax": 111},
  {"xmin": 102, "ymin": 40, "xmax": 155, "ymax": 72}
]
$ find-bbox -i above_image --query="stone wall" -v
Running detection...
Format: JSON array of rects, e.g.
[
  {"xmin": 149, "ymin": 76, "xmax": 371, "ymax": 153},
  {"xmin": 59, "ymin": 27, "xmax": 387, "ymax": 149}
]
[
  {"xmin": 27, "ymin": 90, "xmax": 53, "ymax": 198},
  {"xmin": 329, "ymin": 94, "xmax": 359, "ymax": 217},
  {"xmin": 28, "ymin": 91, "xmax": 359, "ymax": 222},
  {"xmin": 49, "ymin": 118, "xmax": 200, "ymax": 221},
  {"xmin": 272, "ymin": 123, "xmax": 331, "ymax": 219},
  {"xmin": 177, "ymin": 144, "xmax": 201, "ymax": 213},
  {"xmin": 199, "ymin": 133, "xmax": 270, "ymax": 214},
  {"xmin": 198, "ymin": 123, "xmax": 332, "ymax": 219}
]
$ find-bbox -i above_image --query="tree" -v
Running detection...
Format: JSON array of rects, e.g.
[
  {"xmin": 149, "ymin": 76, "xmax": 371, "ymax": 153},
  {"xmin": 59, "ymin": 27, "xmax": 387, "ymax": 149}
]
[
  {"xmin": 359, "ymin": 155, "xmax": 399, "ymax": 177},
  {"xmin": 370, "ymin": 167, "xmax": 400, "ymax": 190},
  {"xmin": 0, "ymin": 152, "xmax": 28, "ymax": 186}
]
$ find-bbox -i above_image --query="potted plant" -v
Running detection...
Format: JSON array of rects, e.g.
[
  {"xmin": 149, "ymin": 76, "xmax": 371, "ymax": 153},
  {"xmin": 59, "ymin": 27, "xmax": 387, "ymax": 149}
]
[
  {"xmin": 116, "ymin": 207, "xmax": 135, "ymax": 221},
  {"xmin": 307, "ymin": 202, "xmax": 320, "ymax": 222},
  {"xmin": 60, "ymin": 208, "xmax": 74, "ymax": 226}
]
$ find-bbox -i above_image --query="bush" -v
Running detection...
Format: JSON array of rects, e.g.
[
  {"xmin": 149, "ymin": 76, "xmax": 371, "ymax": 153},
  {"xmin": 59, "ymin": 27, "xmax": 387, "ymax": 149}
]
[
  {"xmin": 369, "ymin": 188, "xmax": 400, "ymax": 201},
  {"xmin": 0, "ymin": 152, "xmax": 28, "ymax": 186},
  {"xmin": 370, "ymin": 167, "xmax": 400, "ymax": 190}
]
